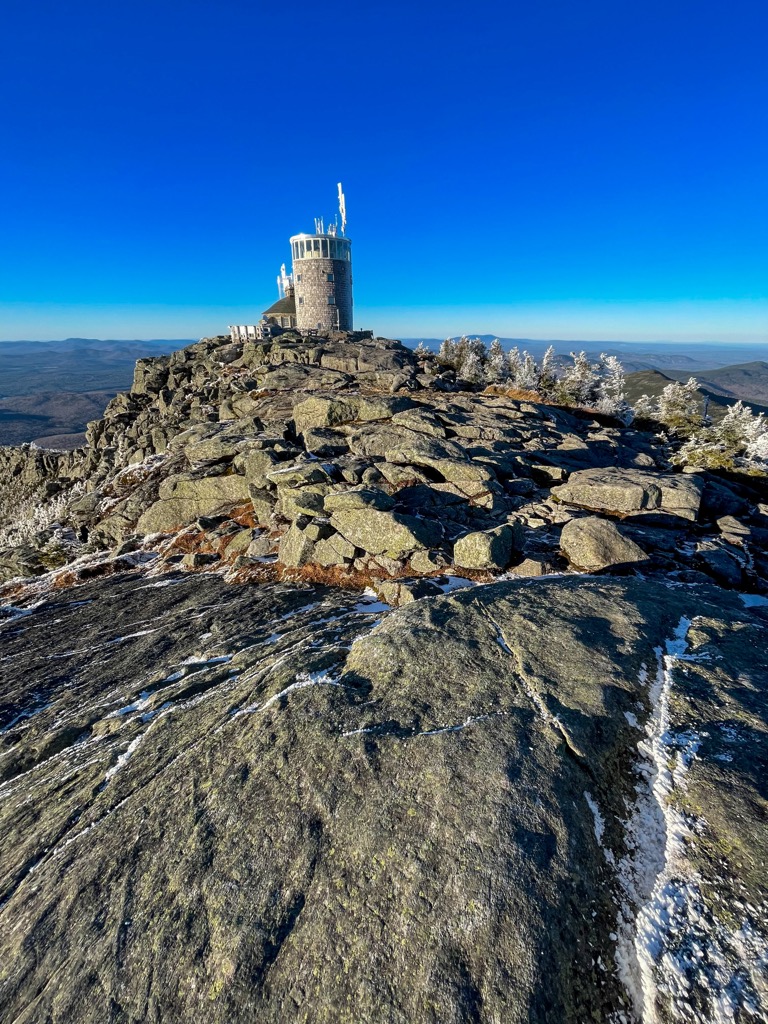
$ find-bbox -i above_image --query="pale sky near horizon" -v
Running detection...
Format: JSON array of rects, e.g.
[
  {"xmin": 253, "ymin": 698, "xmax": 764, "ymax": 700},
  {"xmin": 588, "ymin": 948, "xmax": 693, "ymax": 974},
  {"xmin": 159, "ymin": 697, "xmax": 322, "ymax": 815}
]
[{"xmin": 1, "ymin": 300, "xmax": 766, "ymax": 345}]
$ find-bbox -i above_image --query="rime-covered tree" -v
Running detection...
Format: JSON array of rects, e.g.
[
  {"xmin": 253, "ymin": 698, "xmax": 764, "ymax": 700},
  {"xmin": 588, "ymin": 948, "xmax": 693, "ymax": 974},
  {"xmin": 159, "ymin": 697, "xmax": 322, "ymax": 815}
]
[
  {"xmin": 507, "ymin": 346, "xmax": 521, "ymax": 382},
  {"xmin": 558, "ymin": 351, "xmax": 599, "ymax": 406},
  {"xmin": 595, "ymin": 354, "xmax": 632, "ymax": 423},
  {"xmin": 467, "ymin": 337, "xmax": 488, "ymax": 362},
  {"xmin": 459, "ymin": 347, "xmax": 485, "ymax": 384},
  {"xmin": 537, "ymin": 345, "xmax": 558, "ymax": 397},
  {"xmin": 672, "ymin": 401, "xmax": 768, "ymax": 471},
  {"xmin": 487, "ymin": 339, "xmax": 507, "ymax": 382},
  {"xmin": 656, "ymin": 378, "xmax": 704, "ymax": 437},
  {"xmin": 454, "ymin": 336, "xmax": 471, "ymax": 370},
  {"xmin": 438, "ymin": 338, "xmax": 457, "ymax": 367},
  {"xmin": 515, "ymin": 351, "xmax": 540, "ymax": 391},
  {"xmin": 632, "ymin": 393, "xmax": 658, "ymax": 420}
]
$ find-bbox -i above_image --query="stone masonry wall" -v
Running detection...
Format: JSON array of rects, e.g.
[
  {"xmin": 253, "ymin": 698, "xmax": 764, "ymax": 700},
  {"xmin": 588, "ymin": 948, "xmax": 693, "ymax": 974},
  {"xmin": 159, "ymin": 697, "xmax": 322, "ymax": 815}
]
[{"xmin": 294, "ymin": 257, "xmax": 353, "ymax": 331}]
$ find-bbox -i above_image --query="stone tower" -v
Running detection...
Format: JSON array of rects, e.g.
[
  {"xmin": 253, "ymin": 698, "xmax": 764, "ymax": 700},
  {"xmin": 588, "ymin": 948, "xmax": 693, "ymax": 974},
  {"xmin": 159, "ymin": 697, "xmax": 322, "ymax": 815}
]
[
  {"xmin": 289, "ymin": 231, "xmax": 353, "ymax": 331},
  {"xmin": 289, "ymin": 186, "xmax": 352, "ymax": 332}
]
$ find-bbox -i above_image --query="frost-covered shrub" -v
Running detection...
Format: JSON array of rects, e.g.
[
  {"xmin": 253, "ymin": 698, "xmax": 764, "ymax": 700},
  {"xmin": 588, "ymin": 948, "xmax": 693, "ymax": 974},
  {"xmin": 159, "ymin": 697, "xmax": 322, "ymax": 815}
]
[
  {"xmin": 507, "ymin": 346, "xmax": 521, "ymax": 381},
  {"xmin": 652, "ymin": 378, "xmax": 705, "ymax": 437},
  {"xmin": 632, "ymin": 392, "xmax": 659, "ymax": 421},
  {"xmin": 459, "ymin": 348, "xmax": 485, "ymax": 383},
  {"xmin": 673, "ymin": 401, "xmax": 768, "ymax": 472},
  {"xmin": 0, "ymin": 481, "xmax": 84, "ymax": 550},
  {"xmin": 556, "ymin": 351, "xmax": 600, "ymax": 407},
  {"xmin": 438, "ymin": 338, "xmax": 458, "ymax": 367},
  {"xmin": 594, "ymin": 354, "xmax": 633, "ymax": 424},
  {"xmin": 746, "ymin": 430, "xmax": 768, "ymax": 464},
  {"xmin": 487, "ymin": 339, "xmax": 507, "ymax": 382},
  {"xmin": 537, "ymin": 346, "xmax": 558, "ymax": 398},
  {"xmin": 515, "ymin": 352, "xmax": 540, "ymax": 391}
]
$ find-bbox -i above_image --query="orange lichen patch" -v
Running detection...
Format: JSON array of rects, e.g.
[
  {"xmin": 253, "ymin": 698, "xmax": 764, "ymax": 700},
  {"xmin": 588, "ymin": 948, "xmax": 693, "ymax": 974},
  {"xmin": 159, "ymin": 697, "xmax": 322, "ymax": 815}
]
[
  {"xmin": 279, "ymin": 562, "xmax": 379, "ymax": 591},
  {"xmin": 0, "ymin": 580, "xmax": 30, "ymax": 602},
  {"xmin": 163, "ymin": 529, "xmax": 205, "ymax": 555},
  {"xmin": 229, "ymin": 503, "xmax": 258, "ymax": 529},
  {"xmin": 51, "ymin": 557, "xmax": 134, "ymax": 589},
  {"xmin": 226, "ymin": 563, "xmax": 281, "ymax": 586}
]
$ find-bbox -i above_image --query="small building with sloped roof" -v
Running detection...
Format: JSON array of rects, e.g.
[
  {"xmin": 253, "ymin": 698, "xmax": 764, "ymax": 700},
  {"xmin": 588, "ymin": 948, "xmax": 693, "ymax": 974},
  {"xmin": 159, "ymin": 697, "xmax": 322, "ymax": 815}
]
[{"xmin": 262, "ymin": 288, "xmax": 297, "ymax": 329}]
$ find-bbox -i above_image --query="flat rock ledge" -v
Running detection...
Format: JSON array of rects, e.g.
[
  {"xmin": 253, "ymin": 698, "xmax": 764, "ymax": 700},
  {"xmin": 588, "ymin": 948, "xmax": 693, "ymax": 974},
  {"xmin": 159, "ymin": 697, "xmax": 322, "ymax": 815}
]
[{"xmin": 0, "ymin": 572, "xmax": 765, "ymax": 1023}]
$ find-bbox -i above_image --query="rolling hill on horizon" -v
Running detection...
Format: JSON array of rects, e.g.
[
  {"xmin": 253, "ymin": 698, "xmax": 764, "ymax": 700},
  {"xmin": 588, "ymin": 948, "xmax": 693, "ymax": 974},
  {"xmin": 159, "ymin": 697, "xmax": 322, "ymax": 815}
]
[
  {"xmin": 663, "ymin": 361, "xmax": 768, "ymax": 406},
  {"xmin": 0, "ymin": 338, "xmax": 191, "ymax": 398},
  {"xmin": 623, "ymin": 366, "xmax": 768, "ymax": 423}
]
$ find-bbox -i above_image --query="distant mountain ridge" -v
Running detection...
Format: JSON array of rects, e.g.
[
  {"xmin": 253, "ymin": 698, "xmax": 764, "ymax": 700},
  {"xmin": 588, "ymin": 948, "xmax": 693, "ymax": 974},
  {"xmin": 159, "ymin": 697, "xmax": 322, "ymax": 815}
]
[
  {"xmin": 663, "ymin": 361, "xmax": 768, "ymax": 405},
  {"xmin": 623, "ymin": 366, "xmax": 768, "ymax": 422},
  {"xmin": 0, "ymin": 338, "xmax": 191, "ymax": 399},
  {"xmin": 0, "ymin": 338, "xmax": 194, "ymax": 446}
]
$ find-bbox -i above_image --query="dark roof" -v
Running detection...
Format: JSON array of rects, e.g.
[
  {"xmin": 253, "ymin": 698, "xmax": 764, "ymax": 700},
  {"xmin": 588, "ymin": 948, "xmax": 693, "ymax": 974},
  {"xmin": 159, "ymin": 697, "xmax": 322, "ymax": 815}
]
[{"xmin": 262, "ymin": 295, "xmax": 296, "ymax": 317}]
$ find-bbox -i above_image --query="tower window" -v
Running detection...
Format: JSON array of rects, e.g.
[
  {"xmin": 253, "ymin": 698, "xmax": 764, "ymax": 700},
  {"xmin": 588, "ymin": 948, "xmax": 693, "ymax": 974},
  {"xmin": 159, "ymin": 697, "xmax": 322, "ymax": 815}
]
[
  {"xmin": 327, "ymin": 296, "xmax": 336, "ymax": 305},
  {"xmin": 298, "ymin": 296, "xmax": 304, "ymax": 305},
  {"xmin": 327, "ymin": 273, "xmax": 334, "ymax": 282},
  {"xmin": 296, "ymin": 273, "xmax": 302, "ymax": 282}
]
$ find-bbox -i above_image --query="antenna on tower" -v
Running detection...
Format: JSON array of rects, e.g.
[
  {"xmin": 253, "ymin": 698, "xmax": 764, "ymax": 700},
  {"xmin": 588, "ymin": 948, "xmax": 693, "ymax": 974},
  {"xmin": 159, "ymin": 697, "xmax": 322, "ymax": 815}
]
[
  {"xmin": 277, "ymin": 263, "xmax": 291, "ymax": 298},
  {"xmin": 337, "ymin": 182, "xmax": 347, "ymax": 236}
]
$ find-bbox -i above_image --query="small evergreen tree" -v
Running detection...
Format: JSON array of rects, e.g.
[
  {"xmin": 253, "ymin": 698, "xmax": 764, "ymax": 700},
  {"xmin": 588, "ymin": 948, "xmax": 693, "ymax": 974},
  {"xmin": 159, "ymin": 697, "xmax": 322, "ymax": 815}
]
[
  {"xmin": 558, "ymin": 351, "xmax": 599, "ymax": 406},
  {"xmin": 487, "ymin": 339, "xmax": 508, "ymax": 382},
  {"xmin": 656, "ymin": 378, "xmax": 703, "ymax": 437},
  {"xmin": 595, "ymin": 354, "xmax": 633, "ymax": 423},
  {"xmin": 507, "ymin": 346, "xmax": 521, "ymax": 381},
  {"xmin": 632, "ymin": 393, "xmax": 658, "ymax": 420},
  {"xmin": 459, "ymin": 347, "xmax": 485, "ymax": 384},
  {"xmin": 438, "ymin": 338, "xmax": 457, "ymax": 367},
  {"xmin": 746, "ymin": 430, "xmax": 768, "ymax": 466},
  {"xmin": 537, "ymin": 345, "xmax": 558, "ymax": 397},
  {"xmin": 454, "ymin": 336, "xmax": 471, "ymax": 369},
  {"xmin": 467, "ymin": 337, "xmax": 488, "ymax": 363},
  {"xmin": 516, "ymin": 351, "xmax": 540, "ymax": 391},
  {"xmin": 672, "ymin": 401, "xmax": 768, "ymax": 471}
]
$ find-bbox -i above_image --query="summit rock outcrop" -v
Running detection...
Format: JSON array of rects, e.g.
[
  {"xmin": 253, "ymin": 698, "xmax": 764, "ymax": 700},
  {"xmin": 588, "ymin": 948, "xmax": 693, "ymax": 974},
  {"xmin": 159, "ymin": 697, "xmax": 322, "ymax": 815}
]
[
  {"xmin": 2, "ymin": 330, "xmax": 767, "ymax": 597},
  {"xmin": 1, "ymin": 331, "xmax": 767, "ymax": 1023}
]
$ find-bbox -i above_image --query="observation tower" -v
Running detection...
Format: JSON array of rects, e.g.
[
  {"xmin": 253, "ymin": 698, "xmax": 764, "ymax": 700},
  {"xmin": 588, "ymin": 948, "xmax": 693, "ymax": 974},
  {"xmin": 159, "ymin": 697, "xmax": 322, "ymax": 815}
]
[{"xmin": 289, "ymin": 184, "xmax": 353, "ymax": 331}]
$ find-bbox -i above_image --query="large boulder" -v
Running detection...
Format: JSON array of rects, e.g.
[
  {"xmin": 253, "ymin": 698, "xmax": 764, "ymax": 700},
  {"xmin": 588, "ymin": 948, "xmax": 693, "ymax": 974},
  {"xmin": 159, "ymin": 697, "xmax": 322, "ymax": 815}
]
[
  {"xmin": 278, "ymin": 521, "xmax": 316, "ymax": 566},
  {"xmin": 330, "ymin": 507, "xmax": 442, "ymax": 558},
  {"xmin": 136, "ymin": 473, "xmax": 251, "ymax": 534},
  {"xmin": 453, "ymin": 523, "xmax": 524, "ymax": 570},
  {"xmin": 292, "ymin": 395, "xmax": 413, "ymax": 436},
  {"xmin": 312, "ymin": 531, "xmax": 357, "ymax": 567},
  {"xmin": 552, "ymin": 467, "xmax": 703, "ymax": 521},
  {"xmin": 560, "ymin": 515, "xmax": 649, "ymax": 570},
  {"xmin": 323, "ymin": 487, "xmax": 395, "ymax": 513}
]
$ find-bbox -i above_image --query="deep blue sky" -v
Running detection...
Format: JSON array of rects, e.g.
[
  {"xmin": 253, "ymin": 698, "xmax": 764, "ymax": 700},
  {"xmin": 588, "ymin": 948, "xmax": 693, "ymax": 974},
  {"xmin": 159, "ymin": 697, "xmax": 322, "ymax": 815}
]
[{"xmin": 1, "ymin": 0, "xmax": 766, "ymax": 341}]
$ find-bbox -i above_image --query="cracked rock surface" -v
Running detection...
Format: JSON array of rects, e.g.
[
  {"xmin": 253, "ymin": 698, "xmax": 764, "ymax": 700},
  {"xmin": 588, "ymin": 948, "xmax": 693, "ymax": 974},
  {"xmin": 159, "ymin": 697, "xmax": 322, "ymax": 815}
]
[{"xmin": 1, "ymin": 571, "xmax": 765, "ymax": 1023}]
